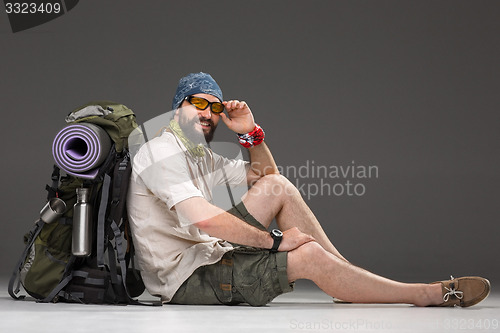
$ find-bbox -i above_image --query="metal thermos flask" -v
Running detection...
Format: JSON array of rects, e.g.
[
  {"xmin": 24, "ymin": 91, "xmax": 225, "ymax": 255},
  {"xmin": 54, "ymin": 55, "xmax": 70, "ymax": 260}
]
[{"xmin": 72, "ymin": 187, "xmax": 92, "ymax": 256}]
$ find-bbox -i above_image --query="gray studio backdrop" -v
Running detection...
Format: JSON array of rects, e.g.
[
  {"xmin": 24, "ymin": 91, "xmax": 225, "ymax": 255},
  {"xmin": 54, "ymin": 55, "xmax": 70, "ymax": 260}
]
[{"xmin": 1, "ymin": 0, "xmax": 499, "ymax": 284}]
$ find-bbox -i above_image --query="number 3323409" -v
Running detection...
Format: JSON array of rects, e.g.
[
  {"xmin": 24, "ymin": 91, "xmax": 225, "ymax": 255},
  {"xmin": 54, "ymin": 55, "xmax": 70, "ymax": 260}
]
[{"xmin": 5, "ymin": 2, "xmax": 62, "ymax": 14}]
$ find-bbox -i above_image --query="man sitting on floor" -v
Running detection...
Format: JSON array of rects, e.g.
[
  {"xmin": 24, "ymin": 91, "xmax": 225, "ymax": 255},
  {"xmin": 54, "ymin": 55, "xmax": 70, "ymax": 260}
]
[{"xmin": 127, "ymin": 72, "xmax": 490, "ymax": 307}]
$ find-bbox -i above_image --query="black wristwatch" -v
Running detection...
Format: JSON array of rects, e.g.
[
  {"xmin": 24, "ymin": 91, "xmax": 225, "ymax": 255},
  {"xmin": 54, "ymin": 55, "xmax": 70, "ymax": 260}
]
[{"xmin": 270, "ymin": 229, "xmax": 283, "ymax": 252}]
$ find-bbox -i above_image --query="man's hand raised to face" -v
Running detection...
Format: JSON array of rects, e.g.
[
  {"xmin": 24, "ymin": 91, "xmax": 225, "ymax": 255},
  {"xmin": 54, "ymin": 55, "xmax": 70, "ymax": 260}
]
[{"xmin": 220, "ymin": 100, "xmax": 256, "ymax": 134}]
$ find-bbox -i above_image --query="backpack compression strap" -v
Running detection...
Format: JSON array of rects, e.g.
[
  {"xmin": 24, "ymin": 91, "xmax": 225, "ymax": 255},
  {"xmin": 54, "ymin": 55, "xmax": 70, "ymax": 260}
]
[
  {"xmin": 8, "ymin": 220, "xmax": 44, "ymax": 300},
  {"xmin": 45, "ymin": 166, "xmax": 60, "ymax": 201}
]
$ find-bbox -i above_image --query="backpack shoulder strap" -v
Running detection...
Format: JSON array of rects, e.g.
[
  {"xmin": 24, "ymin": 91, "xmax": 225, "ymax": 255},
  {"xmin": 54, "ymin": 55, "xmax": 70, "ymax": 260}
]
[
  {"xmin": 109, "ymin": 152, "xmax": 132, "ymax": 229},
  {"xmin": 96, "ymin": 173, "xmax": 112, "ymax": 268}
]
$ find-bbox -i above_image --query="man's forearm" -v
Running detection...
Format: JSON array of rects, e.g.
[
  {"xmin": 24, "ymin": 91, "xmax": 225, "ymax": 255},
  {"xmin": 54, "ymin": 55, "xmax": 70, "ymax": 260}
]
[
  {"xmin": 197, "ymin": 210, "xmax": 273, "ymax": 249},
  {"xmin": 176, "ymin": 197, "xmax": 273, "ymax": 249},
  {"xmin": 248, "ymin": 142, "xmax": 279, "ymax": 177}
]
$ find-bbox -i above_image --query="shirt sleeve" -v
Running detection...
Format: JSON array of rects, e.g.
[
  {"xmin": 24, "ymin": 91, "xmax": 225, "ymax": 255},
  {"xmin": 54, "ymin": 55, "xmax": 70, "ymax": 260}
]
[
  {"xmin": 133, "ymin": 136, "xmax": 204, "ymax": 210},
  {"xmin": 210, "ymin": 150, "xmax": 250, "ymax": 186}
]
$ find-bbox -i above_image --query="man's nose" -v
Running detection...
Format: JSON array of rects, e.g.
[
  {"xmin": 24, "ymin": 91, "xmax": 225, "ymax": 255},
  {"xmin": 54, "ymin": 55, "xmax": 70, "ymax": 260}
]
[{"xmin": 199, "ymin": 107, "xmax": 212, "ymax": 119}]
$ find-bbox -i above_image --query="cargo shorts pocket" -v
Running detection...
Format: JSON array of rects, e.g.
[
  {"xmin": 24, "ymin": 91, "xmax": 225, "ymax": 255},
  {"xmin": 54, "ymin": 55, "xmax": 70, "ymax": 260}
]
[{"xmin": 235, "ymin": 278, "xmax": 274, "ymax": 307}]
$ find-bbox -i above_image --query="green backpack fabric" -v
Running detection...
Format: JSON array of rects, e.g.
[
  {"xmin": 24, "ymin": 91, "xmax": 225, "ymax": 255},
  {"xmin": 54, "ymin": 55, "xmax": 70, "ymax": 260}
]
[
  {"xmin": 68, "ymin": 101, "xmax": 137, "ymax": 153},
  {"xmin": 9, "ymin": 101, "xmax": 152, "ymax": 305},
  {"xmin": 19, "ymin": 176, "xmax": 81, "ymax": 300}
]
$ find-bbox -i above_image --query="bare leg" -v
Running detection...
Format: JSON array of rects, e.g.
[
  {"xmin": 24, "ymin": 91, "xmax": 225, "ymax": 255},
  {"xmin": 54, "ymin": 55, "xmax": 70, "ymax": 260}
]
[
  {"xmin": 287, "ymin": 241, "xmax": 443, "ymax": 306},
  {"xmin": 242, "ymin": 174, "xmax": 348, "ymax": 261}
]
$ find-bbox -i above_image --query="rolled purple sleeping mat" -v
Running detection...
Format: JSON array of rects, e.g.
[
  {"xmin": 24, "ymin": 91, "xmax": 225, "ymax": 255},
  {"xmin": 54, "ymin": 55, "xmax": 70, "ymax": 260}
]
[{"xmin": 52, "ymin": 123, "xmax": 112, "ymax": 179}]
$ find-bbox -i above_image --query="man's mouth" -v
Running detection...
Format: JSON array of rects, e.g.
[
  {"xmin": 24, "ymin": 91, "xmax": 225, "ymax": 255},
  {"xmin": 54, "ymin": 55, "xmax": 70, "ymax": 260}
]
[{"xmin": 199, "ymin": 119, "xmax": 212, "ymax": 129}]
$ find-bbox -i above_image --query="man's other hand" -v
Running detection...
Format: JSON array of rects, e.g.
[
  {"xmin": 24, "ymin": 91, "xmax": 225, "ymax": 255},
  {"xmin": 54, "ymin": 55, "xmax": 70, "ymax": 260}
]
[
  {"xmin": 279, "ymin": 227, "xmax": 316, "ymax": 252},
  {"xmin": 220, "ymin": 100, "xmax": 256, "ymax": 134}
]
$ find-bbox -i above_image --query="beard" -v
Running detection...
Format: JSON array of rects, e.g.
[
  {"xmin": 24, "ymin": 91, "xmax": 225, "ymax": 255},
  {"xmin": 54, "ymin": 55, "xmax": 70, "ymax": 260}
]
[{"xmin": 178, "ymin": 115, "xmax": 217, "ymax": 144}]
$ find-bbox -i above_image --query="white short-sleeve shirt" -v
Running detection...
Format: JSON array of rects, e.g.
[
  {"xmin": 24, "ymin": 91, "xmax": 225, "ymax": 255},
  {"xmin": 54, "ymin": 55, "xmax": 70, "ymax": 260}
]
[{"xmin": 127, "ymin": 131, "xmax": 249, "ymax": 302}]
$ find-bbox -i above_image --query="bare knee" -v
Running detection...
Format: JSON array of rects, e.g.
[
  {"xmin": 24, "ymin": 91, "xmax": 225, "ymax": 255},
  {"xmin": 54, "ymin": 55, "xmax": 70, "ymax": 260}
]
[
  {"xmin": 252, "ymin": 174, "xmax": 299, "ymax": 200},
  {"xmin": 287, "ymin": 241, "xmax": 327, "ymax": 281},
  {"xmin": 293, "ymin": 241, "xmax": 327, "ymax": 261}
]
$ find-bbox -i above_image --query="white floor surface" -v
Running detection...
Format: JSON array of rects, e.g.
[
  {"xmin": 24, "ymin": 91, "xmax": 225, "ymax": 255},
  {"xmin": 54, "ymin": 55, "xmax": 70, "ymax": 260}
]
[{"xmin": 1, "ymin": 279, "xmax": 499, "ymax": 333}]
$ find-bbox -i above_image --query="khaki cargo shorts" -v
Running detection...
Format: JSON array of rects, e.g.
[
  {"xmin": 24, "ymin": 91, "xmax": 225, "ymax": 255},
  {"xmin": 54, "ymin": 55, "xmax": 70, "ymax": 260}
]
[{"xmin": 170, "ymin": 202, "xmax": 294, "ymax": 306}]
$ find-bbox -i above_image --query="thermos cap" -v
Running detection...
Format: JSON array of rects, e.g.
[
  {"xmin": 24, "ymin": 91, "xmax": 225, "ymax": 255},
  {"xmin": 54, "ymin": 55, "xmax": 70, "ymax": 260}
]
[{"xmin": 76, "ymin": 187, "xmax": 90, "ymax": 202}]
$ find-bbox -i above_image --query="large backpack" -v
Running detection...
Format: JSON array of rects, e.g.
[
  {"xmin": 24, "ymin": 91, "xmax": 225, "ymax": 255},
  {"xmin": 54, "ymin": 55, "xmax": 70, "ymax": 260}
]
[{"xmin": 8, "ymin": 101, "xmax": 153, "ymax": 305}]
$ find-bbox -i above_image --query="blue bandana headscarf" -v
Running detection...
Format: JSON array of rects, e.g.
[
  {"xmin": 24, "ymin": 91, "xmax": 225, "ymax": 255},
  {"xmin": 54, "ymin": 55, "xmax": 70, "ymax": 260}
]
[{"xmin": 171, "ymin": 72, "xmax": 224, "ymax": 110}]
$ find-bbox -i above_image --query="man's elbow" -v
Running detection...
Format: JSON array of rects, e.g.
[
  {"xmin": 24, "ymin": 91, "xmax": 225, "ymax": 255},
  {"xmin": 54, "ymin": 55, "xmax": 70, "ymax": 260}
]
[
  {"xmin": 176, "ymin": 197, "xmax": 219, "ymax": 229},
  {"xmin": 193, "ymin": 218, "xmax": 213, "ymax": 231}
]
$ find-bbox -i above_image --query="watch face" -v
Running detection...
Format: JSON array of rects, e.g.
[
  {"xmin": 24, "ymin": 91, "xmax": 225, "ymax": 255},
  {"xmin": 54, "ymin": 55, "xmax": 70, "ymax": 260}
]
[{"xmin": 272, "ymin": 229, "xmax": 283, "ymax": 237}]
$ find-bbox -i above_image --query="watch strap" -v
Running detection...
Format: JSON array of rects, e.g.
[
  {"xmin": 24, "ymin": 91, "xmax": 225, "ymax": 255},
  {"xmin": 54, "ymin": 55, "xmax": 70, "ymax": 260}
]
[{"xmin": 270, "ymin": 230, "xmax": 282, "ymax": 252}]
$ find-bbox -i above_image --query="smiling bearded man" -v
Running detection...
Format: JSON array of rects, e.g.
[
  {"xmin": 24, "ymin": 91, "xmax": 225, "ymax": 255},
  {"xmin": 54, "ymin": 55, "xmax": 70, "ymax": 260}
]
[{"xmin": 127, "ymin": 72, "xmax": 490, "ymax": 308}]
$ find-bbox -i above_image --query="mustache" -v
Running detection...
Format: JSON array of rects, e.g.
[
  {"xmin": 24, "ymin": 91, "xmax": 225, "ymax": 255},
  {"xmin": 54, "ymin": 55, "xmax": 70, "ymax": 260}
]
[{"xmin": 198, "ymin": 117, "xmax": 215, "ymax": 127}]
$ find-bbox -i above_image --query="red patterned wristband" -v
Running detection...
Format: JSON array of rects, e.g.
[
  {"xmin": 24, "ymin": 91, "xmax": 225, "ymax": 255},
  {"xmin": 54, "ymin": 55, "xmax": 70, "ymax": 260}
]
[{"xmin": 237, "ymin": 124, "xmax": 265, "ymax": 148}]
